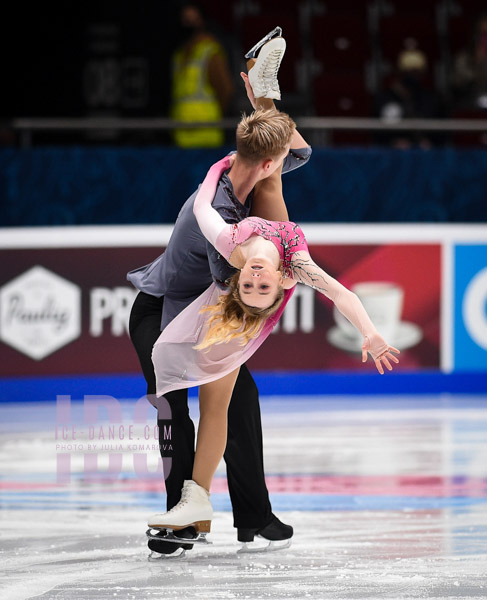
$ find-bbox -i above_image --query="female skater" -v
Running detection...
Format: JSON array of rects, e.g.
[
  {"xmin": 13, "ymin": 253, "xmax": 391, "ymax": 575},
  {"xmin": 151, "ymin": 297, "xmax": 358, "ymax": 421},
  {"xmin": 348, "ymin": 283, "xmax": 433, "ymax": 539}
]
[{"xmin": 147, "ymin": 154, "xmax": 400, "ymax": 538}]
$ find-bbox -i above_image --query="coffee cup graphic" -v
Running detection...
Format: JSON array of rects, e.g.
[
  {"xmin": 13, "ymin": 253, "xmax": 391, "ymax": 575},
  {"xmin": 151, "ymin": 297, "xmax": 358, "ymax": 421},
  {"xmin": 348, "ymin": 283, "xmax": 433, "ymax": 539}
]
[{"xmin": 327, "ymin": 281, "xmax": 422, "ymax": 353}]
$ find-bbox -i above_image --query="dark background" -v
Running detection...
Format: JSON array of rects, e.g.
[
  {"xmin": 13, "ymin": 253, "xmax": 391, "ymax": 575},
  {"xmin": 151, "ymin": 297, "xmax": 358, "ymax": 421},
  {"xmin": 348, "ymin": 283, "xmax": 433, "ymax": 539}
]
[{"xmin": 4, "ymin": 3, "xmax": 181, "ymax": 118}]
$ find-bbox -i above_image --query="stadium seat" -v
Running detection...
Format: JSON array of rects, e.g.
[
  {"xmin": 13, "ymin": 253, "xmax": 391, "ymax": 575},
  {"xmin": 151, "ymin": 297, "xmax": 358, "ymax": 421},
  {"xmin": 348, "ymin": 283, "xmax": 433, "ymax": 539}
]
[
  {"xmin": 311, "ymin": 15, "xmax": 371, "ymax": 71},
  {"xmin": 196, "ymin": 0, "xmax": 236, "ymax": 30},
  {"xmin": 318, "ymin": 0, "xmax": 368, "ymax": 17},
  {"xmin": 313, "ymin": 72, "xmax": 370, "ymax": 117},
  {"xmin": 450, "ymin": 109, "xmax": 487, "ymax": 147},
  {"xmin": 447, "ymin": 9, "xmax": 483, "ymax": 56},
  {"xmin": 381, "ymin": 0, "xmax": 438, "ymax": 16}
]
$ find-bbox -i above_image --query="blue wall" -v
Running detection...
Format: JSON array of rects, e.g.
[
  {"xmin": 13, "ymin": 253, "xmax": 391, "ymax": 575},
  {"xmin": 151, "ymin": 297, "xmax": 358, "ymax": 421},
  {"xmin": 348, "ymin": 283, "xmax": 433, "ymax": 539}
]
[{"xmin": 2, "ymin": 147, "xmax": 487, "ymax": 226}]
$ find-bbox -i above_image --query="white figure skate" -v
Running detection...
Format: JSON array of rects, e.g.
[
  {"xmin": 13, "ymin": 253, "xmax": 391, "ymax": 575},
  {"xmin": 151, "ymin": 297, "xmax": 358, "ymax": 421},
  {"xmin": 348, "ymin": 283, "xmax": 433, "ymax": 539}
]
[
  {"xmin": 147, "ymin": 480, "xmax": 213, "ymax": 546},
  {"xmin": 247, "ymin": 31, "xmax": 286, "ymax": 100}
]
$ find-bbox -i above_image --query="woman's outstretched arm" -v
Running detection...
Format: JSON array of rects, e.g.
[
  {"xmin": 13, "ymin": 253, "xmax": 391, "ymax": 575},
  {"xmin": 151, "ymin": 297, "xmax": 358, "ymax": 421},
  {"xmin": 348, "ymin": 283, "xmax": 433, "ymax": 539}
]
[{"xmin": 291, "ymin": 251, "xmax": 400, "ymax": 374}]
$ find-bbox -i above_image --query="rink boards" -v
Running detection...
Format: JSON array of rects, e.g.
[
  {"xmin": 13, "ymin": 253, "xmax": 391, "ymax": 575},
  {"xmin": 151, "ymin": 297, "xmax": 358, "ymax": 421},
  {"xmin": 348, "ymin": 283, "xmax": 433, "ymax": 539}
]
[{"xmin": 1, "ymin": 223, "xmax": 487, "ymax": 401}]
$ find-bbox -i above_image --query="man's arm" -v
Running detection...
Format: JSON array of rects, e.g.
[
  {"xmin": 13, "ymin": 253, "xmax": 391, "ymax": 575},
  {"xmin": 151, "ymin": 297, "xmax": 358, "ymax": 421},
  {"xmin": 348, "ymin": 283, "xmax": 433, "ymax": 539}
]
[{"xmin": 290, "ymin": 127, "xmax": 309, "ymax": 151}]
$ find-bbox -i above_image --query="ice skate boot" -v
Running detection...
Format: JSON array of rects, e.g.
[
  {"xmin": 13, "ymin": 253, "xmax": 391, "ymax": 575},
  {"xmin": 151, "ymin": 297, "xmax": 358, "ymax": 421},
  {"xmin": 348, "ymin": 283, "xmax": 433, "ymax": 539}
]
[
  {"xmin": 147, "ymin": 526, "xmax": 196, "ymax": 561},
  {"xmin": 147, "ymin": 480, "xmax": 213, "ymax": 546},
  {"xmin": 246, "ymin": 32, "xmax": 286, "ymax": 100},
  {"xmin": 245, "ymin": 26, "xmax": 282, "ymax": 60},
  {"xmin": 237, "ymin": 513, "xmax": 293, "ymax": 553}
]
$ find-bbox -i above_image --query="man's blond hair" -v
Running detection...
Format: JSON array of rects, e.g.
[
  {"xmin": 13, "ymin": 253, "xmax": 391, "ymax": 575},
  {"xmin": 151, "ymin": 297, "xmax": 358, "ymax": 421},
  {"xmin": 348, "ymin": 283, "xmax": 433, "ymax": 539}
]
[{"xmin": 236, "ymin": 109, "xmax": 295, "ymax": 164}]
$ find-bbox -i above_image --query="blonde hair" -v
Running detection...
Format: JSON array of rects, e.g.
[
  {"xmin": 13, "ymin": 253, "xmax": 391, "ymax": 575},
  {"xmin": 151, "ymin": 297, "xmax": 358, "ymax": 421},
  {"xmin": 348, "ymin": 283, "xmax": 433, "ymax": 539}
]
[
  {"xmin": 236, "ymin": 109, "xmax": 296, "ymax": 165},
  {"xmin": 195, "ymin": 272, "xmax": 285, "ymax": 350}
]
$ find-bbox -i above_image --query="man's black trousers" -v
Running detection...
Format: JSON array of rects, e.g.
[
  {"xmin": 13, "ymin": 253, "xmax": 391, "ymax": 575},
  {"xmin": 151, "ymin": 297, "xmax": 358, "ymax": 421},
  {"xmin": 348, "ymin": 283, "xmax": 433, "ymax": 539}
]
[{"xmin": 129, "ymin": 291, "xmax": 272, "ymax": 529}]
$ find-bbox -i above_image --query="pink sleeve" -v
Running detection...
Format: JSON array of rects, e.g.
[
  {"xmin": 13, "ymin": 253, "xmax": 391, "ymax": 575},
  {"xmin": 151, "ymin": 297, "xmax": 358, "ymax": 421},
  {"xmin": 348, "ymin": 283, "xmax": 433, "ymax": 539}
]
[
  {"xmin": 193, "ymin": 156, "xmax": 234, "ymax": 251},
  {"xmin": 214, "ymin": 220, "xmax": 254, "ymax": 260},
  {"xmin": 326, "ymin": 280, "xmax": 389, "ymax": 359}
]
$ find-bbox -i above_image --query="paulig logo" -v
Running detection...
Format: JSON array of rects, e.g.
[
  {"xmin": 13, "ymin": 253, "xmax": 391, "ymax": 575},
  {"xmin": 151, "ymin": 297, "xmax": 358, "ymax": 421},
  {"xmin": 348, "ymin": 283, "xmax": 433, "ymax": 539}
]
[{"xmin": 0, "ymin": 266, "xmax": 81, "ymax": 360}]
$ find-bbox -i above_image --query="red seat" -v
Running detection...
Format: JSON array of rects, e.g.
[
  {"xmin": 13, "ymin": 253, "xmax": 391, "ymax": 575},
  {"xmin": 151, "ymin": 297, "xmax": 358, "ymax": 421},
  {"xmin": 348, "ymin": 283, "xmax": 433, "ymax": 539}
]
[
  {"xmin": 447, "ymin": 9, "xmax": 485, "ymax": 57},
  {"xmin": 311, "ymin": 15, "xmax": 371, "ymax": 70},
  {"xmin": 449, "ymin": 0, "xmax": 487, "ymax": 11},
  {"xmin": 382, "ymin": 0, "xmax": 438, "ymax": 16},
  {"xmin": 447, "ymin": 15, "xmax": 471, "ymax": 55},
  {"xmin": 316, "ymin": 0, "xmax": 369, "ymax": 17},
  {"xmin": 312, "ymin": 69, "xmax": 373, "ymax": 143},
  {"xmin": 245, "ymin": 0, "xmax": 300, "ymax": 11},
  {"xmin": 451, "ymin": 109, "xmax": 487, "ymax": 147},
  {"xmin": 196, "ymin": 0, "xmax": 236, "ymax": 30},
  {"xmin": 331, "ymin": 130, "xmax": 373, "ymax": 146},
  {"xmin": 313, "ymin": 72, "xmax": 370, "ymax": 117}
]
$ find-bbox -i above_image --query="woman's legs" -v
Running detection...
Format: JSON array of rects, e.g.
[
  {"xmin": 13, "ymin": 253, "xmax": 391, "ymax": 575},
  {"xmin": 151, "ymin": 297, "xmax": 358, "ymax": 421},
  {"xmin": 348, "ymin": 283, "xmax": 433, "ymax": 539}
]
[
  {"xmin": 250, "ymin": 162, "xmax": 287, "ymax": 221},
  {"xmin": 129, "ymin": 292, "xmax": 196, "ymax": 509},
  {"xmin": 243, "ymin": 57, "xmax": 287, "ymax": 221},
  {"xmin": 147, "ymin": 368, "xmax": 240, "ymax": 531},
  {"xmin": 192, "ymin": 367, "xmax": 240, "ymax": 491}
]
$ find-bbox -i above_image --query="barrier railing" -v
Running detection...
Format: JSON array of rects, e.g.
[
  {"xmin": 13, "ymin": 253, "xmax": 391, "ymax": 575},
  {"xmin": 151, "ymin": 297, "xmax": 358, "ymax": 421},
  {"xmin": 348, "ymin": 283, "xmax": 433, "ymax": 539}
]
[{"xmin": 11, "ymin": 116, "xmax": 487, "ymax": 146}]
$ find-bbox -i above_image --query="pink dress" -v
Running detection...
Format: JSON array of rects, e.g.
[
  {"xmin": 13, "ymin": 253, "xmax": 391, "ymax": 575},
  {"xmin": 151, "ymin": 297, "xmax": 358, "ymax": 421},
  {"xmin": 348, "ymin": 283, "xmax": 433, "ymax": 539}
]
[
  {"xmin": 152, "ymin": 218, "xmax": 308, "ymax": 397},
  {"xmin": 152, "ymin": 155, "xmax": 390, "ymax": 398}
]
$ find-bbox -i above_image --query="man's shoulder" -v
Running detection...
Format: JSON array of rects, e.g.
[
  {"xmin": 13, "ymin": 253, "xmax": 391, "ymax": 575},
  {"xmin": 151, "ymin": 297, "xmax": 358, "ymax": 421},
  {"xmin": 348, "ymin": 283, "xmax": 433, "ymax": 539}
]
[{"xmin": 212, "ymin": 178, "xmax": 250, "ymax": 223}]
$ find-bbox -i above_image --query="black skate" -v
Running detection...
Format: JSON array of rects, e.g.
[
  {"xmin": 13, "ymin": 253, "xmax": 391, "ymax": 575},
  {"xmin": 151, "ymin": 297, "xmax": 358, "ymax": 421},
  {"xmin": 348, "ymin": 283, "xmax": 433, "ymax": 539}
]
[
  {"xmin": 237, "ymin": 513, "xmax": 293, "ymax": 554},
  {"xmin": 146, "ymin": 526, "xmax": 199, "ymax": 561},
  {"xmin": 244, "ymin": 26, "xmax": 282, "ymax": 59},
  {"xmin": 146, "ymin": 525, "xmax": 212, "ymax": 560}
]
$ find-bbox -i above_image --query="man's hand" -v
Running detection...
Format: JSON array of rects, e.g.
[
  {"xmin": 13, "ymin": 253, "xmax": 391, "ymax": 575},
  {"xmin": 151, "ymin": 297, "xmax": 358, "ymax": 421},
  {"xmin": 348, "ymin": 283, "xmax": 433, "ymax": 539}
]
[{"xmin": 240, "ymin": 72, "xmax": 257, "ymax": 109}]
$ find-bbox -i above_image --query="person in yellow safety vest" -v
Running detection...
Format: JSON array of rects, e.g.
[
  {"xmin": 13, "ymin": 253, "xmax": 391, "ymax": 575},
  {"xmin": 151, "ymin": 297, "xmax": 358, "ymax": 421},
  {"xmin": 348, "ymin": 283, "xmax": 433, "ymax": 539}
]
[{"xmin": 172, "ymin": 3, "xmax": 234, "ymax": 148}]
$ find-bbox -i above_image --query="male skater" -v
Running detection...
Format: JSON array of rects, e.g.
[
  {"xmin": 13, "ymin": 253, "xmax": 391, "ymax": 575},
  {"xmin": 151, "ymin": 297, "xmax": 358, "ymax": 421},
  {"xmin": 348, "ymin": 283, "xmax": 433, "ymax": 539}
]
[{"xmin": 128, "ymin": 29, "xmax": 311, "ymax": 556}]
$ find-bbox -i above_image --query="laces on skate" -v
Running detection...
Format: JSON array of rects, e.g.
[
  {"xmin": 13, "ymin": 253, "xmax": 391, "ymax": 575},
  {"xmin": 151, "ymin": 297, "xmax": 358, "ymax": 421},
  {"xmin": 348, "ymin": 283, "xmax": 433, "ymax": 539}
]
[{"xmin": 254, "ymin": 47, "xmax": 283, "ymax": 97}]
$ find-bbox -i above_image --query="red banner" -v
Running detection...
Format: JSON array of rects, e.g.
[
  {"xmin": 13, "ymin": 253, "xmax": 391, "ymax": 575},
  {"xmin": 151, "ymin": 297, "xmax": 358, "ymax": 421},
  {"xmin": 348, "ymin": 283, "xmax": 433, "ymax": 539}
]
[
  {"xmin": 248, "ymin": 243, "xmax": 441, "ymax": 371},
  {"xmin": 0, "ymin": 243, "xmax": 441, "ymax": 376}
]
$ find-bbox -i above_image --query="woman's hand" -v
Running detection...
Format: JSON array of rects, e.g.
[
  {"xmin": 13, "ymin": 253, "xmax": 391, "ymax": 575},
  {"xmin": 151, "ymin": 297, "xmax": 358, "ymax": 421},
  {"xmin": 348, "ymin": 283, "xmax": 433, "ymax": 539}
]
[
  {"xmin": 212, "ymin": 154, "xmax": 235, "ymax": 175},
  {"xmin": 240, "ymin": 72, "xmax": 257, "ymax": 109},
  {"xmin": 362, "ymin": 336, "xmax": 400, "ymax": 375}
]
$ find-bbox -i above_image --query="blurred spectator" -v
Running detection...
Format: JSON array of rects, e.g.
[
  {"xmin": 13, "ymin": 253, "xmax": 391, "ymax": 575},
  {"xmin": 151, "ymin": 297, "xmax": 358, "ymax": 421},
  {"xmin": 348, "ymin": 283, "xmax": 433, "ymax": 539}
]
[
  {"xmin": 450, "ymin": 12, "xmax": 487, "ymax": 111},
  {"xmin": 171, "ymin": 2, "xmax": 234, "ymax": 148},
  {"xmin": 375, "ymin": 40, "xmax": 444, "ymax": 149}
]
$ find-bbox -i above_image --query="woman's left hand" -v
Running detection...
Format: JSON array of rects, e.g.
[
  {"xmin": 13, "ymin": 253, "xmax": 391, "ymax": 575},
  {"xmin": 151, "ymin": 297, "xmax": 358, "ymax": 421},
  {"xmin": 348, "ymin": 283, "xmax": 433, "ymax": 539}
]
[
  {"xmin": 213, "ymin": 154, "xmax": 235, "ymax": 174},
  {"xmin": 362, "ymin": 337, "xmax": 400, "ymax": 375}
]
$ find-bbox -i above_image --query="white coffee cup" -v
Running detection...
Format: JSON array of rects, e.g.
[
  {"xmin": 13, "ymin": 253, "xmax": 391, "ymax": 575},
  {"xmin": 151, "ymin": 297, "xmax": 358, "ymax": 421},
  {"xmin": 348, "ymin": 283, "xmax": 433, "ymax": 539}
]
[{"xmin": 333, "ymin": 281, "xmax": 404, "ymax": 342}]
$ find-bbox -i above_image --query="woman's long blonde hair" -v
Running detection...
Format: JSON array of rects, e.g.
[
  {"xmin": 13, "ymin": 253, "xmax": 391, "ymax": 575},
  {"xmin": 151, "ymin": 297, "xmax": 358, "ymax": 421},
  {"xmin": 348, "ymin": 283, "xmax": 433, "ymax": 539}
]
[{"xmin": 195, "ymin": 272, "xmax": 285, "ymax": 350}]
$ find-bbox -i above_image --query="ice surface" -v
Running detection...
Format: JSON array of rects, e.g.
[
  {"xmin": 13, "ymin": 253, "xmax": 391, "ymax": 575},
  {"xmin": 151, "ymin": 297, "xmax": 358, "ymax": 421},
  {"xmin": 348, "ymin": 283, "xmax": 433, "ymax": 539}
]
[{"xmin": 1, "ymin": 395, "xmax": 486, "ymax": 599}]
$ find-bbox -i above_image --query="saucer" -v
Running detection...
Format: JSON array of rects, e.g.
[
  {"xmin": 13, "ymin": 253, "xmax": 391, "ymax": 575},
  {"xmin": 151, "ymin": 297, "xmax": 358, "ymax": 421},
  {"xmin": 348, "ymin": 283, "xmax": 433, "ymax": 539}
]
[{"xmin": 326, "ymin": 321, "xmax": 423, "ymax": 353}]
